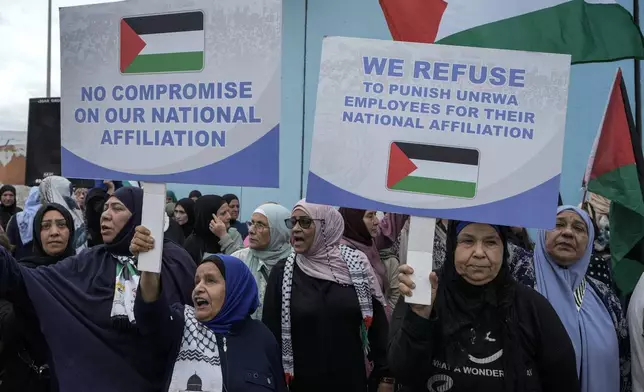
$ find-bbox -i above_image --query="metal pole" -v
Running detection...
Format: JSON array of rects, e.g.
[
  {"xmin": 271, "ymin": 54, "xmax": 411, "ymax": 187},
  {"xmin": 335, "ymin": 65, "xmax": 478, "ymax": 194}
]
[{"xmin": 46, "ymin": 0, "xmax": 52, "ymax": 97}]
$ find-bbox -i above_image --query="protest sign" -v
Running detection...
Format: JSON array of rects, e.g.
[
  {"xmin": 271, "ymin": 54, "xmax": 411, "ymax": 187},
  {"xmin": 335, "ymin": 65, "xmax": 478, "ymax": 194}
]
[
  {"xmin": 307, "ymin": 37, "xmax": 571, "ymax": 229},
  {"xmin": 59, "ymin": 0, "xmax": 281, "ymax": 187},
  {"xmin": 26, "ymin": 98, "xmax": 61, "ymax": 186},
  {"xmin": 0, "ymin": 131, "xmax": 26, "ymax": 186}
]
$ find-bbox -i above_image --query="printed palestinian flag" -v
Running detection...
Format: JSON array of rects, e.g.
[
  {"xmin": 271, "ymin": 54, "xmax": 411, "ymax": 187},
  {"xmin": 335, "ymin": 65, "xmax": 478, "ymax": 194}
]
[
  {"xmin": 120, "ymin": 11, "xmax": 204, "ymax": 74},
  {"xmin": 379, "ymin": 0, "xmax": 644, "ymax": 64},
  {"xmin": 584, "ymin": 68, "xmax": 644, "ymax": 295},
  {"xmin": 387, "ymin": 141, "xmax": 479, "ymax": 198}
]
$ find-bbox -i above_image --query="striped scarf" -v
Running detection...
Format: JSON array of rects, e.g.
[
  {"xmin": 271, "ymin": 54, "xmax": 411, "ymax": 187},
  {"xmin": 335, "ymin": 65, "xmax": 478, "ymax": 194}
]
[{"xmin": 280, "ymin": 245, "xmax": 374, "ymax": 385}]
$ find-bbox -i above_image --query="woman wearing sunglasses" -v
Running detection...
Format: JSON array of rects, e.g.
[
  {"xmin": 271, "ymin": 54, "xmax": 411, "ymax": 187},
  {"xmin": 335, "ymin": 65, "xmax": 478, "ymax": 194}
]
[{"xmin": 262, "ymin": 200, "xmax": 392, "ymax": 392}]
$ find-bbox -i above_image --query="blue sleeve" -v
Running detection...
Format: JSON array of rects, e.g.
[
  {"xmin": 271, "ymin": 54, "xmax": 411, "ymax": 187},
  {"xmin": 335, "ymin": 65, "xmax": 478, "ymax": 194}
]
[{"xmin": 134, "ymin": 284, "xmax": 184, "ymax": 352}]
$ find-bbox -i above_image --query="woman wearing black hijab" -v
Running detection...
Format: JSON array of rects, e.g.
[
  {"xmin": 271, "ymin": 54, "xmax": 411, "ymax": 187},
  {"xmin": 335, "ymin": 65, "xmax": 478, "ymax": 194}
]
[
  {"xmin": 83, "ymin": 188, "xmax": 108, "ymax": 247},
  {"xmin": 390, "ymin": 221, "xmax": 579, "ymax": 392},
  {"xmin": 1, "ymin": 203, "xmax": 76, "ymax": 392},
  {"xmin": 0, "ymin": 187, "xmax": 196, "ymax": 391},
  {"xmin": 173, "ymin": 198, "xmax": 196, "ymax": 239},
  {"xmin": 0, "ymin": 185, "xmax": 21, "ymax": 231},
  {"xmin": 222, "ymin": 194, "xmax": 249, "ymax": 239},
  {"xmin": 184, "ymin": 195, "xmax": 243, "ymax": 264}
]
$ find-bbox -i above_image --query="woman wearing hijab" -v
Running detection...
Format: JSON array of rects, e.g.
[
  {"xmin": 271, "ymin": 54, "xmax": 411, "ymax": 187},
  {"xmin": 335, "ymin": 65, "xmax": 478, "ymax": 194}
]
[
  {"xmin": 506, "ymin": 227, "xmax": 534, "ymax": 251},
  {"xmin": 0, "ymin": 187, "xmax": 196, "ymax": 391},
  {"xmin": 39, "ymin": 176, "xmax": 87, "ymax": 252},
  {"xmin": 339, "ymin": 208, "xmax": 407, "ymax": 314},
  {"xmin": 1, "ymin": 203, "xmax": 76, "ymax": 392},
  {"xmin": 531, "ymin": 206, "xmax": 628, "ymax": 392},
  {"xmin": 232, "ymin": 203, "xmax": 291, "ymax": 320},
  {"xmin": 6, "ymin": 187, "xmax": 41, "ymax": 259},
  {"xmin": 0, "ymin": 185, "xmax": 21, "ymax": 231},
  {"xmin": 262, "ymin": 200, "xmax": 390, "ymax": 392},
  {"xmin": 174, "ymin": 198, "xmax": 196, "ymax": 240},
  {"xmin": 391, "ymin": 221, "xmax": 579, "ymax": 392},
  {"xmin": 184, "ymin": 195, "xmax": 243, "ymax": 263},
  {"xmin": 189, "ymin": 190, "xmax": 202, "ymax": 201},
  {"xmin": 73, "ymin": 188, "xmax": 87, "ymax": 212},
  {"xmin": 83, "ymin": 187, "xmax": 108, "ymax": 247},
  {"xmin": 222, "ymin": 194, "xmax": 249, "ymax": 239},
  {"xmin": 166, "ymin": 190, "xmax": 178, "ymax": 204},
  {"xmin": 165, "ymin": 203, "xmax": 175, "ymax": 218},
  {"xmin": 130, "ymin": 230, "xmax": 287, "ymax": 392}
]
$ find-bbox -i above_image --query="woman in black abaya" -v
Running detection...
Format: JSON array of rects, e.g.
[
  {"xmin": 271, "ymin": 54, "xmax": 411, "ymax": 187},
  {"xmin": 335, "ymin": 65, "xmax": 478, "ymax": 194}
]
[
  {"xmin": 1, "ymin": 203, "xmax": 76, "ymax": 392},
  {"xmin": 0, "ymin": 187, "xmax": 195, "ymax": 391}
]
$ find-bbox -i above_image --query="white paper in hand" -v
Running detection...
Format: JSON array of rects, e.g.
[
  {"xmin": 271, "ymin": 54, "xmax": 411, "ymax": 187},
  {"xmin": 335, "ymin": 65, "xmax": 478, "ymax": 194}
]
[
  {"xmin": 138, "ymin": 182, "xmax": 166, "ymax": 273},
  {"xmin": 405, "ymin": 217, "xmax": 436, "ymax": 306}
]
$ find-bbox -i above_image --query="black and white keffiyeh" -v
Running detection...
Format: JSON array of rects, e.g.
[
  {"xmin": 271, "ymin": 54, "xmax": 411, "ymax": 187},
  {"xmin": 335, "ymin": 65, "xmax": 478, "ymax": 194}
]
[
  {"xmin": 280, "ymin": 246, "xmax": 375, "ymax": 384},
  {"xmin": 168, "ymin": 306, "xmax": 224, "ymax": 392}
]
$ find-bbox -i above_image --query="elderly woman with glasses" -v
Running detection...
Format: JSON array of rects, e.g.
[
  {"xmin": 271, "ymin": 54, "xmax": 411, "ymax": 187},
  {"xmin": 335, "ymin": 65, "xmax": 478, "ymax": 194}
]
[
  {"xmin": 231, "ymin": 203, "xmax": 292, "ymax": 320},
  {"xmin": 262, "ymin": 200, "xmax": 392, "ymax": 392}
]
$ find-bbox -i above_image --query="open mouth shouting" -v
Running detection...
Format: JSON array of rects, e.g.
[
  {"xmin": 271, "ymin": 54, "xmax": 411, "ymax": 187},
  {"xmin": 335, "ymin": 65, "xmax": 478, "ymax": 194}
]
[
  {"xmin": 193, "ymin": 296, "xmax": 210, "ymax": 310},
  {"xmin": 292, "ymin": 233, "xmax": 305, "ymax": 247}
]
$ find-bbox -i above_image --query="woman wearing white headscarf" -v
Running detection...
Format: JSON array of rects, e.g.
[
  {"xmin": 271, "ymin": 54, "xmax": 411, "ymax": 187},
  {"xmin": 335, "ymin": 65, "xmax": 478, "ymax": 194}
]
[
  {"xmin": 39, "ymin": 176, "xmax": 87, "ymax": 252},
  {"xmin": 232, "ymin": 203, "xmax": 292, "ymax": 320}
]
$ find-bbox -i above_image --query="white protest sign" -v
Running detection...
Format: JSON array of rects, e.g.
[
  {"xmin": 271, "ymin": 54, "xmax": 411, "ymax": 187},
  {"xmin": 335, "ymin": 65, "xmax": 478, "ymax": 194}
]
[
  {"xmin": 306, "ymin": 37, "xmax": 571, "ymax": 229},
  {"xmin": 60, "ymin": 0, "xmax": 281, "ymax": 187},
  {"xmin": 138, "ymin": 182, "xmax": 166, "ymax": 273}
]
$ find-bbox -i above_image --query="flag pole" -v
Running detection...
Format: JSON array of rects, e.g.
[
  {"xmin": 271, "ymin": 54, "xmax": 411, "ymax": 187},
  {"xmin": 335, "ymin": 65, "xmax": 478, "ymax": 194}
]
[{"xmin": 46, "ymin": 0, "xmax": 52, "ymax": 98}]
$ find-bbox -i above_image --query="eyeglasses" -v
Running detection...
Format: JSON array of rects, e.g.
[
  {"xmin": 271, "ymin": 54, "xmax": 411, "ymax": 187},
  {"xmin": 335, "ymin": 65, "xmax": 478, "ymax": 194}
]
[
  {"xmin": 246, "ymin": 221, "xmax": 268, "ymax": 231},
  {"xmin": 284, "ymin": 217, "xmax": 324, "ymax": 230}
]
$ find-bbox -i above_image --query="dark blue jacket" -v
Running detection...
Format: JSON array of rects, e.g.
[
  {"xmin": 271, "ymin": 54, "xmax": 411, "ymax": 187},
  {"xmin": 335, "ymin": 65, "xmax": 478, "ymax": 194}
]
[{"xmin": 135, "ymin": 290, "xmax": 287, "ymax": 392}]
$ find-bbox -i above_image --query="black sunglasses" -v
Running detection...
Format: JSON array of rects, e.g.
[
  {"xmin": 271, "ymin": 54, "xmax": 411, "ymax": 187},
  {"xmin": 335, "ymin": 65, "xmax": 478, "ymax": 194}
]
[{"xmin": 285, "ymin": 217, "xmax": 324, "ymax": 230}]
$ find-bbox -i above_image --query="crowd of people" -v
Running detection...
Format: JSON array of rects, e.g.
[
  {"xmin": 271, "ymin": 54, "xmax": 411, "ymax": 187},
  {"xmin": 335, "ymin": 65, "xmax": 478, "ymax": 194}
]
[{"xmin": 0, "ymin": 177, "xmax": 638, "ymax": 392}]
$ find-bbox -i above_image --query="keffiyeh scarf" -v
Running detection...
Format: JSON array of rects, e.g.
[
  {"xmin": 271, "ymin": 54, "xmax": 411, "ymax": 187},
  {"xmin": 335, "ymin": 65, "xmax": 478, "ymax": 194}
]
[
  {"xmin": 280, "ymin": 246, "xmax": 375, "ymax": 384},
  {"xmin": 168, "ymin": 306, "xmax": 224, "ymax": 392},
  {"xmin": 110, "ymin": 255, "xmax": 140, "ymax": 325}
]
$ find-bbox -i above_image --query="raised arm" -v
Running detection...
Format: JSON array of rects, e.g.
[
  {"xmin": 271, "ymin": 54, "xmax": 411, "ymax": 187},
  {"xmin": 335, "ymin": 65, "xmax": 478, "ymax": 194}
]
[
  {"xmin": 131, "ymin": 226, "xmax": 184, "ymax": 345},
  {"xmin": 0, "ymin": 247, "xmax": 27, "ymax": 298}
]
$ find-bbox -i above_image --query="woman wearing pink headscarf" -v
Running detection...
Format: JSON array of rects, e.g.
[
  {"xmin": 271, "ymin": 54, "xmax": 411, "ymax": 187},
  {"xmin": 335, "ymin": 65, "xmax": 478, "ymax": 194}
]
[{"xmin": 262, "ymin": 200, "xmax": 392, "ymax": 392}]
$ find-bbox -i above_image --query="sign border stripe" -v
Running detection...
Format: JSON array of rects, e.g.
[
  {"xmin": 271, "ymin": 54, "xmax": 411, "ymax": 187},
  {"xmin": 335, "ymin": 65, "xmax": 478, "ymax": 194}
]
[
  {"xmin": 391, "ymin": 175, "xmax": 477, "ymax": 198},
  {"xmin": 124, "ymin": 51, "xmax": 204, "ymax": 74},
  {"xmin": 395, "ymin": 141, "xmax": 479, "ymax": 166},
  {"xmin": 124, "ymin": 11, "xmax": 204, "ymax": 35}
]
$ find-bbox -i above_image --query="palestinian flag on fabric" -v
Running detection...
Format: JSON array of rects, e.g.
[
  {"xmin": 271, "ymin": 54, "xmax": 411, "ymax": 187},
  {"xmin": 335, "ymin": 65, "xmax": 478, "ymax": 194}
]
[
  {"xmin": 379, "ymin": 0, "xmax": 644, "ymax": 64},
  {"xmin": 387, "ymin": 141, "xmax": 479, "ymax": 198},
  {"xmin": 120, "ymin": 11, "xmax": 204, "ymax": 74},
  {"xmin": 584, "ymin": 68, "xmax": 644, "ymax": 296}
]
